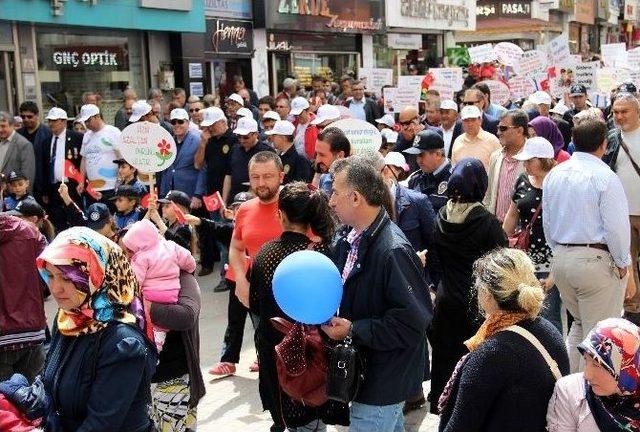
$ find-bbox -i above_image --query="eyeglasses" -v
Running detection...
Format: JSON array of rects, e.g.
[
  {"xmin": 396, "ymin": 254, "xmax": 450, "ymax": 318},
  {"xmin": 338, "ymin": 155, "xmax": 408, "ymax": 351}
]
[
  {"xmin": 463, "ymin": 100, "xmax": 481, "ymax": 106},
  {"xmin": 171, "ymin": 119, "xmax": 186, "ymax": 125},
  {"xmin": 20, "ymin": 114, "xmax": 35, "ymax": 119},
  {"xmin": 497, "ymin": 125, "xmax": 518, "ymax": 132},
  {"xmin": 189, "ymin": 108, "xmax": 200, "ymax": 113},
  {"xmin": 400, "ymin": 117, "xmax": 417, "ymax": 126}
]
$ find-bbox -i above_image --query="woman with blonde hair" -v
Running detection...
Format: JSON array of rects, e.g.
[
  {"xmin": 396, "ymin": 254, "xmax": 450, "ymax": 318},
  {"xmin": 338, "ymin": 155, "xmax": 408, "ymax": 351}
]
[{"xmin": 438, "ymin": 248, "xmax": 569, "ymax": 432}]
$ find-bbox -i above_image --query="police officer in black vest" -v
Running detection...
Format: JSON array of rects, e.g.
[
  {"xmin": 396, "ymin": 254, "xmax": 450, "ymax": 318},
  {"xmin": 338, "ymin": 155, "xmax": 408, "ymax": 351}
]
[{"xmin": 404, "ymin": 129, "xmax": 452, "ymax": 213}]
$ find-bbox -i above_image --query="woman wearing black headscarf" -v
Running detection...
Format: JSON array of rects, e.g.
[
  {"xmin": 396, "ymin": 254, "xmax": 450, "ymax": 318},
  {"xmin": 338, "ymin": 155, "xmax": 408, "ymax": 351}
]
[{"xmin": 428, "ymin": 157, "xmax": 508, "ymax": 413}]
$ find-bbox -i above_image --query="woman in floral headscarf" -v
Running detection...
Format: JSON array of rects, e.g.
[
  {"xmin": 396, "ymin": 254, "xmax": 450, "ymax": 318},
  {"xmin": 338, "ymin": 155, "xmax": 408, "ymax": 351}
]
[
  {"xmin": 0, "ymin": 227, "xmax": 157, "ymax": 431},
  {"xmin": 547, "ymin": 317, "xmax": 640, "ymax": 432}
]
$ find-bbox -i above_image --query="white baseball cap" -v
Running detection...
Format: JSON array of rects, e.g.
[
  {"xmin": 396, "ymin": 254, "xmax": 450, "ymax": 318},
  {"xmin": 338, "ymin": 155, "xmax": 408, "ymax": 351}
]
[
  {"xmin": 440, "ymin": 99, "xmax": 459, "ymax": 112},
  {"xmin": 237, "ymin": 107, "xmax": 253, "ymax": 118},
  {"xmin": 384, "ymin": 152, "xmax": 409, "ymax": 172},
  {"xmin": 514, "ymin": 136, "xmax": 555, "ymax": 161},
  {"xmin": 460, "ymin": 105, "xmax": 482, "ymax": 120},
  {"xmin": 200, "ymin": 107, "xmax": 226, "ymax": 127},
  {"xmin": 381, "ymin": 128, "xmax": 398, "ymax": 144},
  {"xmin": 46, "ymin": 107, "xmax": 68, "ymax": 121},
  {"xmin": 128, "ymin": 100, "xmax": 152, "ymax": 122},
  {"xmin": 263, "ymin": 111, "xmax": 281, "ymax": 122},
  {"xmin": 375, "ymin": 114, "xmax": 395, "ymax": 128},
  {"xmin": 226, "ymin": 93, "xmax": 244, "ymax": 106},
  {"xmin": 529, "ymin": 91, "xmax": 552, "ymax": 106},
  {"xmin": 290, "ymin": 97, "xmax": 310, "ymax": 116},
  {"xmin": 310, "ymin": 104, "xmax": 341, "ymax": 125},
  {"xmin": 234, "ymin": 116, "xmax": 259, "ymax": 135},
  {"xmin": 549, "ymin": 103, "xmax": 570, "ymax": 116},
  {"xmin": 265, "ymin": 120, "xmax": 296, "ymax": 136},
  {"xmin": 170, "ymin": 108, "xmax": 189, "ymax": 121},
  {"xmin": 77, "ymin": 104, "xmax": 100, "ymax": 122}
]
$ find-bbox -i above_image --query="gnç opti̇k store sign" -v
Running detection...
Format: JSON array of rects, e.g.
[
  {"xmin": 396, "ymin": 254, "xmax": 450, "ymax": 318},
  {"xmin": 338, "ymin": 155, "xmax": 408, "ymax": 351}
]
[{"xmin": 386, "ymin": 0, "xmax": 475, "ymax": 31}]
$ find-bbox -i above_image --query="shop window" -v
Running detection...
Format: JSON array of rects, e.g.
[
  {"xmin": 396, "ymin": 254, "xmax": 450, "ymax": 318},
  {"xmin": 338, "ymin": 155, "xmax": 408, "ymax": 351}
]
[{"xmin": 37, "ymin": 29, "xmax": 145, "ymax": 124}]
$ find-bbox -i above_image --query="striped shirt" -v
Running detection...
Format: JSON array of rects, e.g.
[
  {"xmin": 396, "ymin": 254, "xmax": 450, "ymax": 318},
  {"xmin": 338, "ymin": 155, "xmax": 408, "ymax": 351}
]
[
  {"xmin": 542, "ymin": 152, "xmax": 631, "ymax": 267},
  {"xmin": 494, "ymin": 155, "xmax": 522, "ymax": 222},
  {"xmin": 342, "ymin": 228, "xmax": 363, "ymax": 282}
]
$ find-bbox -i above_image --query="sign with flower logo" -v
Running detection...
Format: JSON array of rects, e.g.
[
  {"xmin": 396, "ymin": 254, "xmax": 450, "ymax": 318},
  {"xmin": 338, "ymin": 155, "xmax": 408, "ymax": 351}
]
[{"xmin": 119, "ymin": 122, "xmax": 177, "ymax": 173}]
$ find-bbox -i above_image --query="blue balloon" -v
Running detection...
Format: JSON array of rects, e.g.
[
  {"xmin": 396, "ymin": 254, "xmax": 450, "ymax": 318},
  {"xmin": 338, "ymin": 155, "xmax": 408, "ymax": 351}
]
[{"xmin": 273, "ymin": 250, "xmax": 343, "ymax": 325}]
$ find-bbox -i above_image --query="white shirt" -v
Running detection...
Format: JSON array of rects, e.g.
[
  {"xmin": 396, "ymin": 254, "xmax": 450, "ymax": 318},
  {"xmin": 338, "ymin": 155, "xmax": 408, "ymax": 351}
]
[
  {"xmin": 349, "ymin": 99, "xmax": 367, "ymax": 121},
  {"xmin": 51, "ymin": 129, "xmax": 67, "ymax": 183},
  {"xmin": 542, "ymin": 152, "xmax": 631, "ymax": 267},
  {"xmin": 441, "ymin": 125, "xmax": 455, "ymax": 156},
  {"xmin": 80, "ymin": 124, "xmax": 121, "ymax": 191},
  {"xmin": 615, "ymin": 127, "xmax": 640, "ymax": 215},
  {"xmin": 294, "ymin": 122, "xmax": 308, "ymax": 157}
]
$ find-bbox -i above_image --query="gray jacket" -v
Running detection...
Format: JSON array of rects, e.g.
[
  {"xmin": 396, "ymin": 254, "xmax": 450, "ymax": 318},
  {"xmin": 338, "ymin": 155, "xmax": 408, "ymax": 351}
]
[
  {"xmin": 1, "ymin": 131, "xmax": 36, "ymax": 192},
  {"xmin": 546, "ymin": 373, "xmax": 599, "ymax": 432}
]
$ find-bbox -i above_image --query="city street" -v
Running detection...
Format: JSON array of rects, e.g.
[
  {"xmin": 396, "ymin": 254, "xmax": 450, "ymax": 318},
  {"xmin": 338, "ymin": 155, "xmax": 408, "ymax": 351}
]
[{"xmin": 45, "ymin": 265, "xmax": 441, "ymax": 431}]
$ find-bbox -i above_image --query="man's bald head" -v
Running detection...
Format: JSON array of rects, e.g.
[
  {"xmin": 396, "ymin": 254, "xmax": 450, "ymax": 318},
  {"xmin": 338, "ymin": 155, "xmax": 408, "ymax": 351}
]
[{"xmin": 399, "ymin": 106, "xmax": 419, "ymax": 123}]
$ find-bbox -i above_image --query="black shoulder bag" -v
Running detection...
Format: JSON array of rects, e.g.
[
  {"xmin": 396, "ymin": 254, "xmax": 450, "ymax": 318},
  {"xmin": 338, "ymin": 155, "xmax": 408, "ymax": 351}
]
[{"xmin": 326, "ymin": 334, "xmax": 366, "ymax": 404}]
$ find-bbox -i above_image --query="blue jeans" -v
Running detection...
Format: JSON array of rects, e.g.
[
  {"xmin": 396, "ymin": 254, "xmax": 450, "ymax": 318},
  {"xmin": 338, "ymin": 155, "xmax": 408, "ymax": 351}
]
[
  {"xmin": 537, "ymin": 271, "xmax": 562, "ymax": 335},
  {"xmin": 350, "ymin": 402, "xmax": 404, "ymax": 432}
]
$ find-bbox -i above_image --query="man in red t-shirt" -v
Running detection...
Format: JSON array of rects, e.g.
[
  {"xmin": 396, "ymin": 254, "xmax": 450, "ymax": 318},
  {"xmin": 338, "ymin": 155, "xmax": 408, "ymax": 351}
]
[{"xmin": 208, "ymin": 151, "xmax": 284, "ymax": 378}]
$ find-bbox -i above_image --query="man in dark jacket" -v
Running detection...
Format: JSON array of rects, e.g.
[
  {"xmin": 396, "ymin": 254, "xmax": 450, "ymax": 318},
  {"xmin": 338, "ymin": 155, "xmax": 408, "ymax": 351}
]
[
  {"xmin": 323, "ymin": 156, "xmax": 432, "ymax": 430},
  {"xmin": 346, "ymin": 80, "xmax": 381, "ymax": 126},
  {"xmin": 0, "ymin": 215, "xmax": 47, "ymax": 382}
]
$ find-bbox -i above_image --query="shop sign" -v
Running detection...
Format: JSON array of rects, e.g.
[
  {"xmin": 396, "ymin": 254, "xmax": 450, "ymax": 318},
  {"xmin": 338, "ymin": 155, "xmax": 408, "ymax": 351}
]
[
  {"xmin": 573, "ymin": 0, "xmax": 596, "ymax": 24},
  {"xmin": 386, "ymin": 0, "xmax": 475, "ymax": 31},
  {"xmin": 52, "ymin": 46, "xmax": 122, "ymax": 69},
  {"xmin": 476, "ymin": 1, "xmax": 532, "ymax": 19},
  {"xmin": 272, "ymin": 0, "xmax": 383, "ymax": 33},
  {"xmin": 387, "ymin": 33, "xmax": 422, "ymax": 50},
  {"xmin": 205, "ymin": 19, "xmax": 253, "ymax": 55},
  {"xmin": 204, "ymin": 0, "xmax": 252, "ymax": 19}
]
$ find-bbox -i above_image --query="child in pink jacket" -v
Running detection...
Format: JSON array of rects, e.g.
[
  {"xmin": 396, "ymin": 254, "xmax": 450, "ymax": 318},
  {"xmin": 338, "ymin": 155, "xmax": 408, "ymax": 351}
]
[{"xmin": 121, "ymin": 219, "xmax": 196, "ymax": 351}]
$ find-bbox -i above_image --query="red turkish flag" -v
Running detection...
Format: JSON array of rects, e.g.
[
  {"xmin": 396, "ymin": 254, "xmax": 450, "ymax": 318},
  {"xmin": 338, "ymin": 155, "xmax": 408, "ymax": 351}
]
[
  {"xmin": 64, "ymin": 160, "xmax": 84, "ymax": 184},
  {"xmin": 203, "ymin": 191, "xmax": 223, "ymax": 211},
  {"xmin": 140, "ymin": 194, "xmax": 151, "ymax": 209},
  {"xmin": 171, "ymin": 201, "xmax": 186, "ymax": 224},
  {"xmin": 85, "ymin": 184, "xmax": 100, "ymax": 200}
]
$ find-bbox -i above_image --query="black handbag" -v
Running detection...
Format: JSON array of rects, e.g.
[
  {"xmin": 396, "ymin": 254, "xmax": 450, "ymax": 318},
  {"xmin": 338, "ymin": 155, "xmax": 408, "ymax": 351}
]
[{"xmin": 326, "ymin": 335, "xmax": 365, "ymax": 403}]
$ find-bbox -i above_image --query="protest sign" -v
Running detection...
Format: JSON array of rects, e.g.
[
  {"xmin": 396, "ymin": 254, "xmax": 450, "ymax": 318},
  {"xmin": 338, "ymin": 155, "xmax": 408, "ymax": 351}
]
[
  {"xmin": 429, "ymin": 67, "xmax": 464, "ymax": 91},
  {"xmin": 119, "ymin": 122, "xmax": 177, "ymax": 174},
  {"xmin": 508, "ymin": 75, "xmax": 536, "ymax": 100},
  {"xmin": 398, "ymin": 75, "xmax": 425, "ymax": 88},
  {"xmin": 601, "ymin": 43, "xmax": 627, "ymax": 68},
  {"xmin": 430, "ymin": 81, "xmax": 455, "ymax": 100},
  {"xmin": 483, "ymin": 80, "xmax": 511, "ymax": 105},
  {"xmin": 358, "ymin": 68, "xmax": 393, "ymax": 93},
  {"xmin": 547, "ymin": 34, "xmax": 571, "ymax": 67},
  {"xmin": 330, "ymin": 119, "xmax": 382, "ymax": 154},
  {"xmin": 383, "ymin": 87, "xmax": 397, "ymax": 113},
  {"xmin": 595, "ymin": 68, "xmax": 630, "ymax": 92},
  {"xmin": 494, "ymin": 42, "xmax": 524, "ymax": 67},
  {"xmin": 627, "ymin": 47, "xmax": 640, "ymax": 70},
  {"xmin": 468, "ymin": 44, "xmax": 497, "ymax": 64},
  {"xmin": 391, "ymin": 85, "xmax": 421, "ymax": 112},
  {"xmin": 574, "ymin": 62, "xmax": 599, "ymax": 89},
  {"xmin": 515, "ymin": 50, "xmax": 548, "ymax": 77}
]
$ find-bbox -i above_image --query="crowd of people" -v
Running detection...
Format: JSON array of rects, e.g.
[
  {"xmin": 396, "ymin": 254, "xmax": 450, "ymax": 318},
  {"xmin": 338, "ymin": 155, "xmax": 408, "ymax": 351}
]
[{"xmin": 0, "ymin": 70, "xmax": 640, "ymax": 432}]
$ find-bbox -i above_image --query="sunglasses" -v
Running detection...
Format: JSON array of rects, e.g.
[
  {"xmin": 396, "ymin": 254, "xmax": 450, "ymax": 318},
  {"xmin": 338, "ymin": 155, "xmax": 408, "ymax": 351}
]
[
  {"xmin": 189, "ymin": 108, "xmax": 200, "ymax": 113},
  {"xmin": 171, "ymin": 119, "xmax": 186, "ymax": 125},
  {"xmin": 400, "ymin": 117, "xmax": 417, "ymax": 126},
  {"xmin": 463, "ymin": 100, "xmax": 481, "ymax": 106},
  {"xmin": 497, "ymin": 125, "xmax": 518, "ymax": 132}
]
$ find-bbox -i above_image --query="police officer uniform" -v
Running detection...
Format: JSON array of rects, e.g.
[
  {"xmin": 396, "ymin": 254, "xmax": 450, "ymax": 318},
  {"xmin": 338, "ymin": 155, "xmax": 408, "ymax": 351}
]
[{"xmin": 403, "ymin": 129, "xmax": 452, "ymax": 213}]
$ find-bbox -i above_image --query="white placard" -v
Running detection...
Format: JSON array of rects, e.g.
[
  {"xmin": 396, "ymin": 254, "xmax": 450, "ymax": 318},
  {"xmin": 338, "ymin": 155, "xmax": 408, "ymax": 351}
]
[
  {"xmin": 330, "ymin": 119, "xmax": 382, "ymax": 154},
  {"xmin": 627, "ymin": 47, "xmax": 640, "ymax": 70},
  {"xmin": 595, "ymin": 68, "xmax": 630, "ymax": 92},
  {"xmin": 468, "ymin": 43, "xmax": 497, "ymax": 64},
  {"xmin": 119, "ymin": 122, "xmax": 177, "ymax": 173},
  {"xmin": 392, "ymin": 86, "xmax": 422, "ymax": 112},
  {"xmin": 358, "ymin": 68, "xmax": 393, "ymax": 93},
  {"xmin": 494, "ymin": 42, "xmax": 524, "ymax": 67},
  {"xmin": 397, "ymin": 75, "xmax": 425, "ymax": 88},
  {"xmin": 430, "ymin": 81, "xmax": 455, "ymax": 100},
  {"xmin": 547, "ymin": 33, "xmax": 571, "ymax": 67},
  {"xmin": 483, "ymin": 80, "xmax": 511, "ymax": 105},
  {"xmin": 601, "ymin": 43, "xmax": 628, "ymax": 68},
  {"xmin": 429, "ymin": 67, "xmax": 464, "ymax": 91},
  {"xmin": 574, "ymin": 62, "xmax": 599, "ymax": 89},
  {"xmin": 515, "ymin": 50, "xmax": 548, "ymax": 77},
  {"xmin": 383, "ymin": 87, "xmax": 397, "ymax": 113},
  {"xmin": 508, "ymin": 75, "xmax": 536, "ymax": 100}
]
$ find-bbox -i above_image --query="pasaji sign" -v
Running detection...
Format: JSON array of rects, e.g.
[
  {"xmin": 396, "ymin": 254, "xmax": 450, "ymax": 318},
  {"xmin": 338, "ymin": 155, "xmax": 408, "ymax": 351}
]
[
  {"xmin": 52, "ymin": 47, "xmax": 121, "ymax": 69},
  {"xmin": 476, "ymin": 1, "xmax": 531, "ymax": 18}
]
